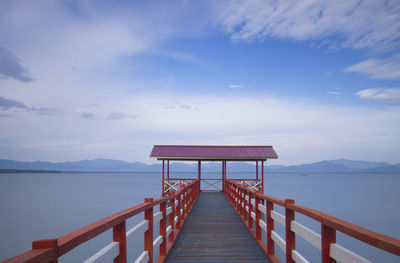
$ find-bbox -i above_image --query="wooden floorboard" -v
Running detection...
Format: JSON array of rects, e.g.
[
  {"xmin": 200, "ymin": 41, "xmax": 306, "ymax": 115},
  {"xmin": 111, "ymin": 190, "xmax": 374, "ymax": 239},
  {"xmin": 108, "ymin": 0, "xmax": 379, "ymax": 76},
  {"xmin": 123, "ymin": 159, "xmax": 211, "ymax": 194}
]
[{"xmin": 164, "ymin": 192, "xmax": 270, "ymax": 263}]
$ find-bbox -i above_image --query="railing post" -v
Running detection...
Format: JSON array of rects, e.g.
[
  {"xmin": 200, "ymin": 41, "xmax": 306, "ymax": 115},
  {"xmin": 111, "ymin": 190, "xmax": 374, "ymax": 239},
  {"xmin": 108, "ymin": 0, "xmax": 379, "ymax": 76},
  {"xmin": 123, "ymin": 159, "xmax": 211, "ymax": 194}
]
[
  {"xmin": 244, "ymin": 188, "xmax": 248, "ymax": 220},
  {"xmin": 285, "ymin": 199, "xmax": 295, "ymax": 263},
  {"xmin": 176, "ymin": 193, "xmax": 181, "ymax": 229},
  {"xmin": 32, "ymin": 239, "xmax": 58, "ymax": 263},
  {"xmin": 113, "ymin": 221, "xmax": 127, "ymax": 263},
  {"xmin": 255, "ymin": 196, "xmax": 261, "ymax": 240},
  {"xmin": 169, "ymin": 195, "xmax": 175, "ymax": 243},
  {"xmin": 160, "ymin": 201, "xmax": 167, "ymax": 257},
  {"xmin": 322, "ymin": 224, "xmax": 336, "ymax": 263},
  {"xmin": 144, "ymin": 198, "xmax": 154, "ymax": 263},
  {"xmin": 266, "ymin": 200, "xmax": 275, "ymax": 256},
  {"xmin": 248, "ymin": 192, "xmax": 253, "ymax": 229}
]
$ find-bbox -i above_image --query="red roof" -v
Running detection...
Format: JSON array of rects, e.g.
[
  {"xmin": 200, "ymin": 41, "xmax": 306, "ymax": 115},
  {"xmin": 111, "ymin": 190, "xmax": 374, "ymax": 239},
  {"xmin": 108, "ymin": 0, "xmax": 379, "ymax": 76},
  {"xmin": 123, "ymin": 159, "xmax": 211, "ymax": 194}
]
[{"xmin": 150, "ymin": 145, "xmax": 278, "ymax": 161}]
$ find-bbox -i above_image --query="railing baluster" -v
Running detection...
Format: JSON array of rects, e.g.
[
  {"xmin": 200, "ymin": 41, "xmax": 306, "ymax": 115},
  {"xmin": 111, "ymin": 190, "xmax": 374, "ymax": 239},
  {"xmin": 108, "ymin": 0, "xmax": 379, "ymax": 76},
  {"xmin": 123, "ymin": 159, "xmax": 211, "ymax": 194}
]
[
  {"xmin": 144, "ymin": 198, "xmax": 154, "ymax": 263},
  {"xmin": 176, "ymin": 193, "xmax": 181, "ymax": 229},
  {"xmin": 322, "ymin": 224, "xmax": 336, "ymax": 263},
  {"xmin": 255, "ymin": 196, "xmax": 261, "ymax": 240},
  {"xmin": 248, "ymin": 192, "xmax": 253, "ymax": 229},
  {"xmin": 169, "ymin": 194, "xmax": 175, "ymax": 243},
  {"xmin": 266, "ymin": 200, "xmax": 275, "ymax": 256},
  {"xmin": 285, "ymin": 199, "xmax": 295, "ymax": 263},
  {"xmin": 160, "ymin": 201, "xmax": 167, "ymax": 257}
]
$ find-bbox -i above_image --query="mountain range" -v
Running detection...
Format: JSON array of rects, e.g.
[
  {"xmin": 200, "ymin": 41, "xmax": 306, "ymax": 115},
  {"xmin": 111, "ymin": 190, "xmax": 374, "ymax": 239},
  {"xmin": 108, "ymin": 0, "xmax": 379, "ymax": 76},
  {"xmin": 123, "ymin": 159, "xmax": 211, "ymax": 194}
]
[{"xmin": 0, "ymin": 158, "xmax": 399, "ymax": 173}]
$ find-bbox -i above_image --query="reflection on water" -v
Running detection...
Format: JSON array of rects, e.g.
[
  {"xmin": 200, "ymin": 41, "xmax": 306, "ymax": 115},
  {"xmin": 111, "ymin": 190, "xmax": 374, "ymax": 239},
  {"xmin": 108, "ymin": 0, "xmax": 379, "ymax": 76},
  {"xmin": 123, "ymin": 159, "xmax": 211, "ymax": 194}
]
[{"xmin": 0, "ymin": 172, "xmax": 399, "ymax": 262}]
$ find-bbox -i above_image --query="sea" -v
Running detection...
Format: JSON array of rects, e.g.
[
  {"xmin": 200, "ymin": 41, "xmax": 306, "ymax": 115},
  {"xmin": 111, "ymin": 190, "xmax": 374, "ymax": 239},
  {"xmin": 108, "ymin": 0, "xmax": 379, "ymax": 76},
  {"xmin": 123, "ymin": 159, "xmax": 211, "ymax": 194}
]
[{"xmin": 0, "ymin": 172, "xmax": 399, "ymax": 262}]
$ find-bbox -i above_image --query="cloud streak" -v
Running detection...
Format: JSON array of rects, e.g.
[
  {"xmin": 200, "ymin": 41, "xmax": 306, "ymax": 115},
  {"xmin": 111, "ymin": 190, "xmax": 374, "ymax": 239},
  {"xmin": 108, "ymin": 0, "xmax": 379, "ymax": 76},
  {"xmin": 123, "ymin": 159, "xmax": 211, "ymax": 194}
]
[
  {"xmin": 0, "ymin": 96, "xmax": 62, "ymax": 116},
  {"xmin": 107, "ymin": 111, "xmax": 138, "ymax": 120},
  {"xmin": 357, "ymin": 88, "xmax": 400, "ymax": 104},
  {"xmin": 345, "ymin": 58, "xmax": 400, "ymax": 80},
  {"xmin": 217, "ymin": 1, "xmax": 400, "ymax": 53},
  {"xmin": 0, "ymin": 46, "xmax": 33, "ymax": 82}
]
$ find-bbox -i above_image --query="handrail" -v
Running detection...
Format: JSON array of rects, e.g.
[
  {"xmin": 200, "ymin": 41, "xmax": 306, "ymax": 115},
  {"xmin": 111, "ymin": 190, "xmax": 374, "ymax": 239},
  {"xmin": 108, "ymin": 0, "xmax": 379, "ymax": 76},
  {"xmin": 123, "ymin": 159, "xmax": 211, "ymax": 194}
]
[
  {"xmin": 3, "ymin": 179, "xmax": 201, "ymax": 263},
  {"xmin": 224, "ymin": 179, "xmax": 400, "ymax": 263}
]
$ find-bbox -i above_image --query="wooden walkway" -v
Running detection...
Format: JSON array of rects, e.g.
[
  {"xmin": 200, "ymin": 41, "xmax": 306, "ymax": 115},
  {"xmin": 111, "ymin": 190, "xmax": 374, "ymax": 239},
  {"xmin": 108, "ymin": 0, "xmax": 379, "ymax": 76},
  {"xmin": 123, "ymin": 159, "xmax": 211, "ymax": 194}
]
[{"xmin": 165, "ymin": 192, "xmax": 270, "ymax": 263}]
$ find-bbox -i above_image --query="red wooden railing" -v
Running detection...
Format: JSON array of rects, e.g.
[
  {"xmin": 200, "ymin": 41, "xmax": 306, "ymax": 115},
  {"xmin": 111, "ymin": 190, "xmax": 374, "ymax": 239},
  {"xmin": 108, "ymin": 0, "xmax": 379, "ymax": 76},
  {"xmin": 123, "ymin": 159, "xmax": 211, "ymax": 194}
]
[
  {"xmin": 224, "ymin": 179, "xmax": 400, "ymax": 263},
  {"xmin": 3, "ymin": 180, "xmax": 200, "ymax": 263}
]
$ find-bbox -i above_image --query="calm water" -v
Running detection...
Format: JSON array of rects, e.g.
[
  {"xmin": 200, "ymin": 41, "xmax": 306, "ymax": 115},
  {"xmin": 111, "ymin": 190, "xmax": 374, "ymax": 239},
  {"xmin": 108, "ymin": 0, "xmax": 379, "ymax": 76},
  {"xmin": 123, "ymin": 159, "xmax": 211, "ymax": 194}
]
[{"xmin": 0, "ymin": 172, "xmax": 399, "ymax": 262}]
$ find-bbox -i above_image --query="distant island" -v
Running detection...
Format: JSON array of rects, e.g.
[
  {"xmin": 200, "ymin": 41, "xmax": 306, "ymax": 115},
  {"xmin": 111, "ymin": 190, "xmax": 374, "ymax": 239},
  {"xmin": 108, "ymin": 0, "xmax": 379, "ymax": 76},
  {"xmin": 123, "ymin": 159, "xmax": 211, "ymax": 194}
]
[
  {"xmin": 0, "ymin": 169, "xmax": 61, "ymax": 173},
  {"xmin": 0, "ymin": 158, "xmax": 399, "ymax": 173}
]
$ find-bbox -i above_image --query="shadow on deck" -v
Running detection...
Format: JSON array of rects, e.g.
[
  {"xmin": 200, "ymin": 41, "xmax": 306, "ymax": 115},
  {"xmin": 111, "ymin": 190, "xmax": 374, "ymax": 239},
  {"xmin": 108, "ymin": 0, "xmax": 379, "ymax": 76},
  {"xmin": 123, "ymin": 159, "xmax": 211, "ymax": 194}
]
[{"xmin": 165, "ymin": 192, "xmax": 270, "ymax": 263}]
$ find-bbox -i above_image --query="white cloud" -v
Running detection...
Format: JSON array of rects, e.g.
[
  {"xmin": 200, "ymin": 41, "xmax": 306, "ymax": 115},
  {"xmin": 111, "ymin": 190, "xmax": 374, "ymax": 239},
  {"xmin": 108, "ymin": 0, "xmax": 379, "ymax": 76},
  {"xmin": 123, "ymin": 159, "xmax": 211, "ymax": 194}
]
[
  {"xmin": 217, "ymin": 0, "xmax": 400, "ymax": 52},
  {"xmin": 345, "ymin": 58, "xmax": 400, "ymax": 80},
  {"xmin": 357, "ymin": 88, "xmax": 400, "ymax": 104},
  {"xmin": 228, "ymin": 84, "xmax": 243, "ymax": 88},
  {"xmin": 1, "ymin": 93, "xmax": 399, "ymax": 164}
]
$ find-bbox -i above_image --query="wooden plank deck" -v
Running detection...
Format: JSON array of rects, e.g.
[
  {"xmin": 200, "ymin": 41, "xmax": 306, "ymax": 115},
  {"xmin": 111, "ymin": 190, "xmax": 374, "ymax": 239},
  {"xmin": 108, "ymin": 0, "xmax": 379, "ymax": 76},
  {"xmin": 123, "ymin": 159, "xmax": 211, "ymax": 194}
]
[{"xmin": 165, "ymin": 192, "xmax": 270, "ymax": 263}]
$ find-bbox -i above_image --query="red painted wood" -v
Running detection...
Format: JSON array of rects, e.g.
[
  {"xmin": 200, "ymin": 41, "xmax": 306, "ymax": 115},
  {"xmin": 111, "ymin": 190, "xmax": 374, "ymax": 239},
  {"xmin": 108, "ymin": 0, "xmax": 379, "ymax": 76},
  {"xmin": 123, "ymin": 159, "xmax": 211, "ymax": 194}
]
[
  {"xmin": 255, "ymin": 196, "xmax": 261, "ymax": 240},
  {"xmin": 176, "ymin": 193, "xmax": 181, "ymax": 230},
  {"xmin": 144, "ymin": 198, "xmax": 154, "ymax": 263},
  {"xmin": 266, "ymin": 200, "xmax": 275, "ymax": 256},
  {"xmin": 167, "ymin": 160, "xmax": 169, "ymax": 180},
  {"xmin": 322, "ymin": 224, "xmax": 336, "ymax": 263},
  {"xmin": 285, "ymin": 199, "xmax": 295, "ymax": 263},
  {"xmin": 248, "ymin": 193, "xmax": 253, "ymax": 230},
  {"xmin": 32, "ymin": 239, "xmax": 58, "ymax": 263},
  {"xmin": 256, "ymin": 160, "xmax": 258, "ymax": 180},
  {"xmin": 162, "ymin": 160, "xmax": 165, "ymax": 195},
  {"xmin": 113, "ymin": 221, "xmax": 127, "ymax": 263},
  {"xmin": 198, "ymin": 161, "xmax": 201, "ymax": 179},
  {"xmin": 261, "ymin": 160, "xmax": 264, "ymax": 194},
  {"xmin": 168, "ymin": 195, "xmax": 175, "ymax": 243},
  {"xmin": 160, "ymin": 202, "xmax": 167, "ymax": 257}
]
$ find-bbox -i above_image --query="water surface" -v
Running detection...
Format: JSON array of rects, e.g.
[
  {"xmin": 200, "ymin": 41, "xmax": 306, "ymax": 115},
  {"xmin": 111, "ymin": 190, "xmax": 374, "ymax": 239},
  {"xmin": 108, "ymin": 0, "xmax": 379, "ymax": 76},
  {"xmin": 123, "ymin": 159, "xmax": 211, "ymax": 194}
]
[{"xmin": 0, "ymin": 172, "xmax": 399, "ymax": 262}]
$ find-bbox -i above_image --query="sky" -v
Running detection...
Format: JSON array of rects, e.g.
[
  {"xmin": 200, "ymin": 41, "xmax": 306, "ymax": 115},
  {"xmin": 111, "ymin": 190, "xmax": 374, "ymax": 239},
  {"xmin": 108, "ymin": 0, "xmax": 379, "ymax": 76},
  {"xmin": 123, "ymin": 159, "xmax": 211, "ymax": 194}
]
[{"xmin": 0, "ymin": 0, "xmax": 400, "ymax": 165}]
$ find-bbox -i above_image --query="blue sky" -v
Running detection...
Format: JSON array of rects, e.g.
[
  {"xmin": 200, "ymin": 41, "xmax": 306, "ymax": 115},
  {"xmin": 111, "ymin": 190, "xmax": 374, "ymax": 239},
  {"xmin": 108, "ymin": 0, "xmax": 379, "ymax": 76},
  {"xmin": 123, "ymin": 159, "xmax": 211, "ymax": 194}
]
[{"xmin": 0, "ymin": 0, "xmax": 399, "ymax": 165}]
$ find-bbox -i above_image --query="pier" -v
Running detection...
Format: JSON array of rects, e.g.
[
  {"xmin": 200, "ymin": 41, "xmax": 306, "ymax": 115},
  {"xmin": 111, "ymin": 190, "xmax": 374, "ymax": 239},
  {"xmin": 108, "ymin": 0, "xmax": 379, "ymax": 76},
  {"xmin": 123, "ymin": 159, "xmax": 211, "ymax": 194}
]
[{"xmin": 3, "ymin": 145, "xmax": 400, "ymax": 263}]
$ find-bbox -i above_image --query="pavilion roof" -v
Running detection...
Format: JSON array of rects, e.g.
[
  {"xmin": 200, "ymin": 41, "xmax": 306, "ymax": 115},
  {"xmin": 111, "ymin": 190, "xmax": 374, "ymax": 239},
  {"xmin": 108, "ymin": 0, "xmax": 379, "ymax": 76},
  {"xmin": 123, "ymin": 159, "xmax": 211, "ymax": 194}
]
[{"xmin": 150, "ymin": 145, "xmax": 278, "ymax": 161}]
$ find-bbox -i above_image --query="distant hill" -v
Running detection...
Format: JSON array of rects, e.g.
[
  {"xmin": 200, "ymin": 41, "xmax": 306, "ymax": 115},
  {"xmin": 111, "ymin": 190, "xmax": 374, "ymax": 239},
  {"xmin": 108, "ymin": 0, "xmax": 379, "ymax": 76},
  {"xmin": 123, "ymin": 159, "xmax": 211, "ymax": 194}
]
[{"xmin": 0, "ymin": 158, "xmax": 399, "ymax": 173}]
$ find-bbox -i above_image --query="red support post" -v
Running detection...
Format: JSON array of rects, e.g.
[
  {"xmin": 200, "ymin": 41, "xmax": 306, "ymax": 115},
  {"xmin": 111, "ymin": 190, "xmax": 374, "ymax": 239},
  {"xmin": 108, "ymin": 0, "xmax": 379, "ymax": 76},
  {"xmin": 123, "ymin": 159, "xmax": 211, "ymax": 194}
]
[
  {"xmin": 221, "ymin": 161, "xmax": 225, "ymax": 192},
  {"xmin": 244, "ymin": 189, "xmax": 248, "ymax": 220},
  {"xmin": 113, "ymin": 221, "xmax": 127, "ymax": 263},
  {"xmin": 285, "ymin": 199, "xmax": 295, "ymax": 263},
  {"xmin": 144, "ymin": 198, "xmax": 154, "ymax": 263},
  {"xmin": 256, "ymin": 160, "xmax": 258, "ymax": 181},
  {"xmin": 266, "ymin": 200, "xmax": 275, "ymax": 256},
  {"xmin": 32, "ymin": 239, "xmax": 58, "ymax": 263},
  {"xmin": 322, "ymin": 224, "xmax": 337, "ymax": 263},
  {"xmin": 167, "ymin": 160, "xmax": 169, "ymax": 180},
  {"xmin": 261, "ymin": 160, "xmax": 264, "ymax": 194},
  {"xmin": 176, "ymin": 193, "xmax": 182, "ymax": 229},
  {"xmin": 248, "ymin": 192, "xmax": 253, "ymax": 229},
  {"xmin": 160, "ymin": 201, "xmax": 167, "ymax": 257},
  {"xmin": 198, "ymin": 160, "xmax": 201, "ymax": 180},
  {"xmin": 168, "ymin": 195, "xmax": 175, "ymax": 243},
  {"xmin": 255, "ymin": 196, "xmax": 261, "ymax": 240},
  {"xmin": 162, "ymin": 160, "xmax": 165, "ymax": 196}
]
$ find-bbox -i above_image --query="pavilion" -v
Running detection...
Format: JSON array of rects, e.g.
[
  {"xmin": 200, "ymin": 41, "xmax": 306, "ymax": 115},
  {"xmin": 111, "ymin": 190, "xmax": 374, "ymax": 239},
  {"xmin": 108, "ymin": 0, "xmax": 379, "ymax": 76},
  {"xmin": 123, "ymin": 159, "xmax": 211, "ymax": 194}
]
[{"xmin": 150, "ymin": 145, "xmax": 278, "ymax": 195}]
